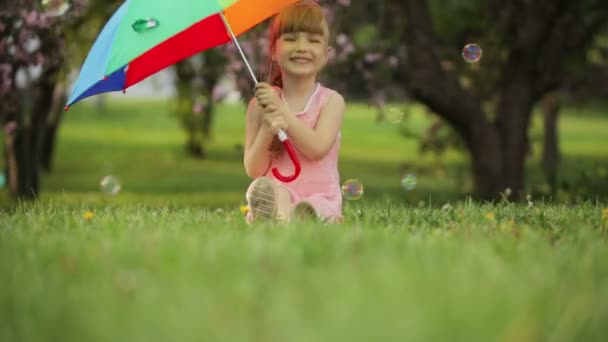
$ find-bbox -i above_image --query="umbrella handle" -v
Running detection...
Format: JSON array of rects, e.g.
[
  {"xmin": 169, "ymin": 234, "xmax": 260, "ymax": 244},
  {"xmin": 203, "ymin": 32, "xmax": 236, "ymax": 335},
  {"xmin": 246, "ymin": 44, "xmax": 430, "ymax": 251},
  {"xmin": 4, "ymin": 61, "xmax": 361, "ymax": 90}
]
[{"xmin": 271, "ymin": 130, "xmax": 301, "ymax": 183}]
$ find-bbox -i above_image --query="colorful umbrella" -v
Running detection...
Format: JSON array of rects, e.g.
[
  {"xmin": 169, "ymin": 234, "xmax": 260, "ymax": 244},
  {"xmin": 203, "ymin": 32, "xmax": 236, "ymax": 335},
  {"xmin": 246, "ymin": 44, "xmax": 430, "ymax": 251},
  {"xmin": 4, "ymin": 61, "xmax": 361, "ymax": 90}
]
[{"xmin": 66, "ymin": 0, "xmax": 301, "ymax": 182}]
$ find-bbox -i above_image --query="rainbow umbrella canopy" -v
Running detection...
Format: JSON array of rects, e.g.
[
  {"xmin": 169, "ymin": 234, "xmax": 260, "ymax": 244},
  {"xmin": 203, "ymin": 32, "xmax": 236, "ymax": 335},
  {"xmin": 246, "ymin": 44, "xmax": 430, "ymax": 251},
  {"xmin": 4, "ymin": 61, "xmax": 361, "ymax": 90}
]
[
  {"xmin": 67, "ymin": 0, "xmax": 297, "ymax": 106},
  {"xmin": 67, "ymin": 0, "xmax": 302, "ymax": 182}
]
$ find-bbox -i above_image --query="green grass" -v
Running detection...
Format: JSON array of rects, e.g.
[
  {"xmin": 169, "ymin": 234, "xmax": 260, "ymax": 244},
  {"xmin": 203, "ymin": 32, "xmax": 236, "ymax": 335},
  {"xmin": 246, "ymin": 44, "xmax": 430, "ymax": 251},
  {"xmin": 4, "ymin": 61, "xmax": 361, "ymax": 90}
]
[
  {"xmin": 1, "ymin": 100, "xmax": 608, "ymax": 340},
  {"xmin": 1, "ymin": 202, "xmax": 608, "ymax": 341}
]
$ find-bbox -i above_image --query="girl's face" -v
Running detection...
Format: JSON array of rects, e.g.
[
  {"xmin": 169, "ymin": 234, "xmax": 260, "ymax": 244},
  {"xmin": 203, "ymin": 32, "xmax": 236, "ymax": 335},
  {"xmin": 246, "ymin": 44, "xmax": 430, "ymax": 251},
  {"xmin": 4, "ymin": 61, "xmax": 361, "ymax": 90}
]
[{"xmin": 273, "ymin": 30, "xmax": 329, "ymax": 80}]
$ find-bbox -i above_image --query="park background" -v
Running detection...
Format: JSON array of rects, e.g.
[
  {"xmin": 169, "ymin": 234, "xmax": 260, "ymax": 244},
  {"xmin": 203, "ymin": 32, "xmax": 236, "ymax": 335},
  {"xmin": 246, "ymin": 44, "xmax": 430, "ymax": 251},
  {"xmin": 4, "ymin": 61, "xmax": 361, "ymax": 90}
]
[{"xmin": 2, "ymin": 1, "xmax": 608, "ymax": 341}]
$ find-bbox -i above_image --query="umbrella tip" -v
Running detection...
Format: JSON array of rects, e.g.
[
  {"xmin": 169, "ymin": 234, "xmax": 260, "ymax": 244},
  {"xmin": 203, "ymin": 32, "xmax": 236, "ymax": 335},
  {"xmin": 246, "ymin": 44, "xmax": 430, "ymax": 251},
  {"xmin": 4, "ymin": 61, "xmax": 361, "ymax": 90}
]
[
  {"xmin": 64, "ymin": 105, "xmax": 70, "ymax": 111},
  {"xmin": 122, "ymin": 89, "xmax": 126, "ymax": 94}
]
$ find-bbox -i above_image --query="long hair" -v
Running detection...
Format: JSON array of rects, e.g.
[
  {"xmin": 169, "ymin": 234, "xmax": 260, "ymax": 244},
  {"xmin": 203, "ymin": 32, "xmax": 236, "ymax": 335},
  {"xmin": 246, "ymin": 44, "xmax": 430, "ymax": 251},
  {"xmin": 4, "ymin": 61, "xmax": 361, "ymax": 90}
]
[{"xmin": 266, "ymin": 0, "xmax": 329, "ymax": 153}]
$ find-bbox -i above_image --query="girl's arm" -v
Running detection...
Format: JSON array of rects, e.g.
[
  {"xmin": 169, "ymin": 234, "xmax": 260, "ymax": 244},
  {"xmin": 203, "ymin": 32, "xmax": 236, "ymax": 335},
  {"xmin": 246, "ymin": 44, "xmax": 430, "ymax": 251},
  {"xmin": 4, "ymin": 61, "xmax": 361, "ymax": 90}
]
[
  {"xmin": 243, "ymin": 98, "xmax": 275, "ymax": 178},
  {"xmin": 284, "ymin": 93, "xmax": 345, "ymax": 161}
]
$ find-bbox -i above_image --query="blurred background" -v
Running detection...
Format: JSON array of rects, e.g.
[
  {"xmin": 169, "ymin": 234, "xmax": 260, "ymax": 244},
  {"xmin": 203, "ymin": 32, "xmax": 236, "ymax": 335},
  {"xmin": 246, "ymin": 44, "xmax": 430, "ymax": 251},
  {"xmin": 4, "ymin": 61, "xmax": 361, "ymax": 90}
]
[{"xmin": 1, "ymin": 0, "xmax": 608, "ymax": 207}]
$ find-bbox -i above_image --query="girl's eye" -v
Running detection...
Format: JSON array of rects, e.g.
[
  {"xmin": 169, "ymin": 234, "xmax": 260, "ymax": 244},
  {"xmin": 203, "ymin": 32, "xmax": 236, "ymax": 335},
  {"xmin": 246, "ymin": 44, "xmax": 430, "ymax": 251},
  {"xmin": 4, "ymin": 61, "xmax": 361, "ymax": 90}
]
[
  {"xmin": 308, "ymin": 35, "xmax": 323, "ymax": 43},
  {"xmin": 283, "ymin": 35, "xmax": 296, "ymax": 41}
]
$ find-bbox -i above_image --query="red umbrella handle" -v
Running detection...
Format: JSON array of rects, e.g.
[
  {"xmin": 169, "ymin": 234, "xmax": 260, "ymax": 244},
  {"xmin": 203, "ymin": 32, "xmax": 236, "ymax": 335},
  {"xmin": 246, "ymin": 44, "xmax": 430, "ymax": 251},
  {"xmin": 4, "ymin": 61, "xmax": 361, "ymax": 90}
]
[{"xmin": 271, "ymin": 130, "xmax": 301, "ymax": 183}]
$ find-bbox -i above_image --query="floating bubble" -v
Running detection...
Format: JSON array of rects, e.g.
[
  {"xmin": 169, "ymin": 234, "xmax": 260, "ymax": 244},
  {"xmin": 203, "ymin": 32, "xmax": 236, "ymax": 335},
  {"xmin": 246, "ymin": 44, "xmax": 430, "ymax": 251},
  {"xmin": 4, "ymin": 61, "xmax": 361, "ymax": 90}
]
[
  {"xmin": 462, "ymin": 43, "xmax": 482, "ymax": 63},
  {"xmin": 41, "ymin": 0, "xmax": 71, "ymax": 17},
  {"xmin": 0, "ymin": 172, "xmax": 5, "ymax": 188},
  {"xmin": 387, "ymin": 107, "xmax": 404, "ymax": 123},
  {"xmin": 100, "ymin": 175, "xmax": 121, "ymax": 196},
  {"xmin": 400, "ymin": 174, "xmax": 417, "ymax": 191},
  {"xmin": 342, "ymin": 179, "xmax": 364, "ymax": 200}
]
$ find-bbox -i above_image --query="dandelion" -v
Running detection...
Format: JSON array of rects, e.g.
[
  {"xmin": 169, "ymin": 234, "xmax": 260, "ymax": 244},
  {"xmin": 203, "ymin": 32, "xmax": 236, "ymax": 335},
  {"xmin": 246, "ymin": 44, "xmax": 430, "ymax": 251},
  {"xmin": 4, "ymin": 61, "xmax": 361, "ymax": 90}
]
[
  {"xmin": 83, "ymin": 211, "xmax": 95, "ymax": 221},
  {"xmin": 485, "ymin": 212, "xmax": 495, "ymax": 221},
  {"xmin": 240, "ymin": 205, "xmax": 250, "ymax": 215},
  {"xmin": 504, "ymin": 188, "xmax": 512, "ymax": 197}
]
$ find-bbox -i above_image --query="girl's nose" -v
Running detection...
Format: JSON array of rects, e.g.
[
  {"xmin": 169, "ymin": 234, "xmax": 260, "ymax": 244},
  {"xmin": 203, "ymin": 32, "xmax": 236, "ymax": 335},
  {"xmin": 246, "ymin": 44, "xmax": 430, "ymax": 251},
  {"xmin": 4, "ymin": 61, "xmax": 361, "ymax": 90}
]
[{"xmin": 295, "ymin": 38, "xmax": 307, "ymax": 51}]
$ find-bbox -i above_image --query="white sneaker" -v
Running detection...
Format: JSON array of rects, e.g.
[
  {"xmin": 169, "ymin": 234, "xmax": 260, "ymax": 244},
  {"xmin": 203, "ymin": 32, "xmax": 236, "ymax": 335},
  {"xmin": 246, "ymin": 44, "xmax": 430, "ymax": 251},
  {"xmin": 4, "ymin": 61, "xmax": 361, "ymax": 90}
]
[{"xmin": 246, "ymin": 177, "xmax": 279, "ymax": 221}]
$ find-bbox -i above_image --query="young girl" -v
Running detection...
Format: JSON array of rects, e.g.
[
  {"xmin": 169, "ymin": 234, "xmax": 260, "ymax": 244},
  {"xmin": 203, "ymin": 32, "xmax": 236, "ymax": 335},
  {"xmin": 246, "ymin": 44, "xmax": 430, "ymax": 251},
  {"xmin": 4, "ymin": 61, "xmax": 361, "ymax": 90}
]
[{"xmin": 243, "ymin": 0, "xmax": 346, "ymax": 223}]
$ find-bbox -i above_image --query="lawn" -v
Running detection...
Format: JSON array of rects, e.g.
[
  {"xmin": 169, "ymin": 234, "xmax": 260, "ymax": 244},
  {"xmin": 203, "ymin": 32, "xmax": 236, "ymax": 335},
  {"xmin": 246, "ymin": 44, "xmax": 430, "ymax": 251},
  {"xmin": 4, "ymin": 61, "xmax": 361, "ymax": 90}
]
[
  {"xmin": 1, "ymin": 202, "xmax": 608, "ymax": 341},
  {"xmin": 1, "ymin": 99, "xmax": 608, "ymax": 341},
  {"xmin": 3, "ymin": 98, "xmax": 608, "ymax": 206}
]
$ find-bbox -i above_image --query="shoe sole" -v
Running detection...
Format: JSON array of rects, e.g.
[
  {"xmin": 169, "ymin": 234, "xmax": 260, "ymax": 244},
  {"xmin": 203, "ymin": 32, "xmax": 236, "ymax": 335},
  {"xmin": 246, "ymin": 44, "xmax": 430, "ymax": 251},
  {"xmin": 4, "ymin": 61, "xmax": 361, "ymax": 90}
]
[{"xmin": 249, "ymin": 178, "xmax": 278, "ymax": 220}]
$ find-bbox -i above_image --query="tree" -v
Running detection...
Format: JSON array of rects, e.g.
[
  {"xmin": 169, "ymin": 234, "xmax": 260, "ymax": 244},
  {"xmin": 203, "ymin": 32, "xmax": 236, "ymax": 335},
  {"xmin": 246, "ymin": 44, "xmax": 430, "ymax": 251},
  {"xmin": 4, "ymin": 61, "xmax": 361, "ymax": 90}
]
[
  {"xmin": 173, "ymin": 50, "xmax": 226, "ymax": 158},
  {"xmin": 1, "ymin": 0, "xmax": 87, "ymax": 199},
  {"xmin": 388, "ymin": 0, "xmax": 608, "ymax": 199}
]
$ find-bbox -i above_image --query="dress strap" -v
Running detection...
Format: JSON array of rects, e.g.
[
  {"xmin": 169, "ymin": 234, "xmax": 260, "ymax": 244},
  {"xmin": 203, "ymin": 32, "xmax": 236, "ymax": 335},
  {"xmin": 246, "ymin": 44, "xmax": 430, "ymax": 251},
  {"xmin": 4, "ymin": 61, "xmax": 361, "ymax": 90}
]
[{"xmin": 318, "ymin": 86, "xmax": 336, "ymax": 109}]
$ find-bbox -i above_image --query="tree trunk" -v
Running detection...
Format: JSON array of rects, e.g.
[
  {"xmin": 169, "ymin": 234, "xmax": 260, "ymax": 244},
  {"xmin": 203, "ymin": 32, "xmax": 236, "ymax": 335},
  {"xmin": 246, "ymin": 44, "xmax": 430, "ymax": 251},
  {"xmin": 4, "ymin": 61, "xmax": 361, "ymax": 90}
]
[
  {"xmin": 40, "ymin": 78, "xmax": 66, "ymax": 172},
  {"xmin": 467, "ymin": 122, "xmax": 505, "ymax": 199},
  {"xmin": 201, "ymin": 50, "xmax": 224, "ymax": 139},
  {"xmin": 2, "ymin": 70, "xmax": 58, "ymax": 199},
  {"xmin": 174, "ymin": 60, "xmax": 205, "ymax": 158},
  {"xmin": 496, "ymin": 76, "xmax": 535, "ymax": 199},
  {"xmin": 4, "ymin": 112, "xmax": 37, "ymax": 199},
  {"xmin": 541, "ymin": 93, "xmax": 560, "ymax": 191}
]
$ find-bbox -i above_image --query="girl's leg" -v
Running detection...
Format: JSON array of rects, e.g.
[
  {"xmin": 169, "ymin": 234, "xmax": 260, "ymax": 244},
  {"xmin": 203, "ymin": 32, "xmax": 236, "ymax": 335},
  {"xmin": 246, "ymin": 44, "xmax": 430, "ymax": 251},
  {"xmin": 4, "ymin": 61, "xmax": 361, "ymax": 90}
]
[
  {"xmin": 296, "ymin": 195, "xmax": 344, "ymax": 223},
  {"xmin": 275, "ymin": 184, "xmax": 294, "ymax": 222},
  {"xmin": 293, "ymin": 201, "xmax": 318, "ymax": 220}
]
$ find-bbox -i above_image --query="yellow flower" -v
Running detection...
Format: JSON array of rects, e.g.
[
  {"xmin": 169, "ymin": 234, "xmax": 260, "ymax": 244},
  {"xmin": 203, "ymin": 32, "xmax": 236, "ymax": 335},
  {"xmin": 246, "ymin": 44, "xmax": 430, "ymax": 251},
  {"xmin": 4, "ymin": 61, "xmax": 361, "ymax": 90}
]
[
  {"xmin": 83, "ymin": 211, "xmax": 95, "ymax": 221},
  {"xmin": 240, "ymin": 205, "xmax": 250, "ymax": 215},
  {"xmin": 485, "ymin": 212, "xmax": 495, "ymax": 221},
  {"xmin": 602, "ymin": 208, "xmax": 608, "ymax": 221}
]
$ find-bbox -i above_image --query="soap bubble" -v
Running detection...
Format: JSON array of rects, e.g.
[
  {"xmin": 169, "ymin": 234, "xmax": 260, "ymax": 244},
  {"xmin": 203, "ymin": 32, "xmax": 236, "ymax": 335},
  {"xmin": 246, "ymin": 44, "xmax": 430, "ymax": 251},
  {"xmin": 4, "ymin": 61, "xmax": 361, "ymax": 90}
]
[
  {"xmin": 342, "ymin": 179, "xmax": 364, "ymax": 200},
  {"xmin": 462, "ymin": 43, "xmax": 482, "ymax": 63},
  {"xmin": 400, "ymin": 174, "xmax": 417, "ymax": 191},
  {"xmin": 100, "ymin": 175, "xmax": 121, "ymax": 196}
]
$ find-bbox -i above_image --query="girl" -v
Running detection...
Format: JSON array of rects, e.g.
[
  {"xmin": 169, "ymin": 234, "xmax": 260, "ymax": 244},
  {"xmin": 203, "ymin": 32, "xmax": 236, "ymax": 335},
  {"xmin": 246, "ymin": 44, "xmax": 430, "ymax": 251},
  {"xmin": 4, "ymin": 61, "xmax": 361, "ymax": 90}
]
[{"xmin": 243, "ymin": 0, "xmax": 346, "ymax": 223}]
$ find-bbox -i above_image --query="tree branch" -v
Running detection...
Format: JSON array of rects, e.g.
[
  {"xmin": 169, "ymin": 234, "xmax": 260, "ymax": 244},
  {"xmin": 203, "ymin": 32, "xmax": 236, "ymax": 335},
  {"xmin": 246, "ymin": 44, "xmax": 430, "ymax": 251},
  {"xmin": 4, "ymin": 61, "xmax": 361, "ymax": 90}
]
[{"xmin": 399, "ymin": 0, "xmax": 488, "ymax": 142}]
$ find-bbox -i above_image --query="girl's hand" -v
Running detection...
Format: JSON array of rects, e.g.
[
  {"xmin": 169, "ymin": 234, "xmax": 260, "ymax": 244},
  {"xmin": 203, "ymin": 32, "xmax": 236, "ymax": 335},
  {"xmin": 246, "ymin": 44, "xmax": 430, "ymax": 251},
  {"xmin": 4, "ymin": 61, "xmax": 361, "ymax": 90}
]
[
  {"xmin": 262, "ymin": 104, "xmax": 288, "ymax": 134},
  {"xmin": 254, "ymin": 82, "xmax": 281, "ymax": 108}
]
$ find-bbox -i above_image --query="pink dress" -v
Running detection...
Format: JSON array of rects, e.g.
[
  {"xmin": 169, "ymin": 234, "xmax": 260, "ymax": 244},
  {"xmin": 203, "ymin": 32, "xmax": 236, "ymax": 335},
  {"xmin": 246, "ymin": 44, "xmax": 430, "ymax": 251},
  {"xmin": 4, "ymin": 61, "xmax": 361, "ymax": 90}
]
[{"xmin": 265, "ymin": 83, "xmax": 343, "ymax": 222}]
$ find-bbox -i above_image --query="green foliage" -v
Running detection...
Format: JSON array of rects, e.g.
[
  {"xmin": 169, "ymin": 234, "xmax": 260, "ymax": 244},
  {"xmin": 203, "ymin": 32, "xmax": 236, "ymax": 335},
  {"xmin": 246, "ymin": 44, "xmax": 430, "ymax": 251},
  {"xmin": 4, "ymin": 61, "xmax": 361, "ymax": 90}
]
[
  {"xmin": 429, "ymin": 0, "xmax": 489, "ymax": 43},
  {"xmin": 352, "ymin": 24, "xmax": 379, "ymax": 49}
]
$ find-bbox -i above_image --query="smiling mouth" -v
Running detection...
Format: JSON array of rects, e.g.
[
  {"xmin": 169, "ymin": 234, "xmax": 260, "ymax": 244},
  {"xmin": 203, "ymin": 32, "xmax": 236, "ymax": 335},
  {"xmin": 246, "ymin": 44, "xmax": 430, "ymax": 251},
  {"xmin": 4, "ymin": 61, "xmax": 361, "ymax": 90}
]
[{"xmin": 290, "ymin": 57, "xmax": 312, "ymax": 63}]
